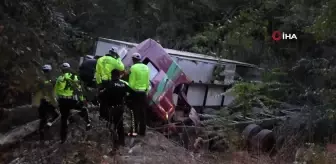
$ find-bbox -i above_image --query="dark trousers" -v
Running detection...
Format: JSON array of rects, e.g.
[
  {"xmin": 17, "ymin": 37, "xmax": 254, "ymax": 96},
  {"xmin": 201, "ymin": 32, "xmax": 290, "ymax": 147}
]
[
  {"xmin": 103, "ymin": 105, "xmax": 125, "ymax": 148},
  {"xmin": 98, "ymin": 92, "xmax": 108, "ymax": 119},
  {"xmin": 58, "ymin": 98, "xmax": 90, "ymax": 142},
  {"xmin": 38, "ymin": 99, "xmax": 59, "ymax": 140},
  {"xmin": 98, "ymin": 80, "xmax": 110, "ymax": 118},
  {"xmin": 128, "ymin": 91, "xmax": 147, "ymax": 136}
]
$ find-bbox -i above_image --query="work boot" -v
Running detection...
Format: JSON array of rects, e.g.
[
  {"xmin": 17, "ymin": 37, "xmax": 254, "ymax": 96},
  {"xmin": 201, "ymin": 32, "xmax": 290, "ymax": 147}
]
[
  {"xmin": 86, "ymin": 123, "xmax": 91, "ymax": 130},
  {"xmin": 127, "ymin": 132, "xmax": 137, "ymax": 137},
  {"xmin": 47, "ymin": 115, "xmax": 59, "ymax": 127},
  {"xmin": 46, "ymin": 122, "xmax": 53, "ymax": 127}
]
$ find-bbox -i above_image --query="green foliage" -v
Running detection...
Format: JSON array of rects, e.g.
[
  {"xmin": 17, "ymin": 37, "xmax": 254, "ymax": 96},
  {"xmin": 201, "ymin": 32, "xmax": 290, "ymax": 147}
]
[
  {"xmin": 230, "ymin": 67, "xmax": 296, "ymax": 115},
  {"xmin": 262, "ymin": 68, "xmax": 289, "ymax": 83},
  {"xmin": 231, "ymin": 82, "xmax": 263, "ymax": 115},
  {"xmin": 305, "ymin": 0, "xmax": 336, "ymax": 41},
  {"xmin": 2, "ymin": 0, "xmax": 336, "ymax": 110},
  {"xmin": 232, "ymin": 82, "xmax": 263, "ymax": 98}
]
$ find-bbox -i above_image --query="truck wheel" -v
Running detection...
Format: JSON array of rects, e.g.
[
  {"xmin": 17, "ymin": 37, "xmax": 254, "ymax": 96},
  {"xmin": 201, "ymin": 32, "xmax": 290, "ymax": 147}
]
[
  {"xmin": 242, "ymin": 124, "xmax": 262, "ymax": 147},
  {"xmin": 251, "ymin": 129, "xmax": 276, "ymax": 153}
]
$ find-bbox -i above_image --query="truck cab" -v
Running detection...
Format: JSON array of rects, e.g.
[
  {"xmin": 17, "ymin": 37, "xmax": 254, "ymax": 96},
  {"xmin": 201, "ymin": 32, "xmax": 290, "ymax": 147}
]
[
  {"xmin": 79, "ymin": 39, "xmax": 196, "ymax": 125},
  {"xmin": 121, "ymin": 39, "xmax": 192, "ymax": 123}
]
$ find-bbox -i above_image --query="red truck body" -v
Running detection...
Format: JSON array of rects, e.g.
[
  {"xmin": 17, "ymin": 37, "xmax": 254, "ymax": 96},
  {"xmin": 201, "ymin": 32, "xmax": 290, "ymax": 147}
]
[{"xmin": 122, "ymin": 39, "xmax": 192, "ymax": 121}]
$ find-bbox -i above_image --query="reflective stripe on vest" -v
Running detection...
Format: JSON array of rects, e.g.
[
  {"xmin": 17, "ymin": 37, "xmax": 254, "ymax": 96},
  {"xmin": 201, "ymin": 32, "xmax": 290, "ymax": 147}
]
[
  {"xmin": 55, "ymin": 73, "xmax": 75, "ymax": 97},
  {"xmin": 44, "ymin": 80, "xmax": 51, "ymax": 84},
  {"xmin": 58, "ymin": 95, "xmax": 79, "ymax": 101}
]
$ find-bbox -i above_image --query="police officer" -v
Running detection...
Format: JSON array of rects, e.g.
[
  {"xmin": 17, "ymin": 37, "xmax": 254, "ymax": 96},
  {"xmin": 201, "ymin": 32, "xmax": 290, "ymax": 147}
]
[
  {"xmin": 100, "ymin": 69, "xmax": 134, "ymax": 152},
  {"xmin": 95, "ymin": 48, "xmax": 125, "ymax": 87},
  {"xmin": 79, "ymin": 55, "xmax": 97, "ymax": 88},
  {"xmin": 32, "ymin": 64, "xmax": 59, "ymax": 141},
  {"xmin": 54, "ymin": 63, "xmax": 91, "ymax": 143},
  {"xmin": 128, "ymin": 53, "xmax": 150, "ymax": 136},
  {"xmin": 79, "ymin": 55, "xmax": 99, "ymax": 105},
  {"xmin": 95, "ymin": 48, "xmax": 125, "ymax": 120}
]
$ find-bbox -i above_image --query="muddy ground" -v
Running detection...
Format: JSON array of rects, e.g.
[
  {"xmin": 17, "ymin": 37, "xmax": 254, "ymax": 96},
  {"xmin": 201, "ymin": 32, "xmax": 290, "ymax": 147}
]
[{"xmin": 0, "ymin": 111, "xmax": 227, "ymax": 164}]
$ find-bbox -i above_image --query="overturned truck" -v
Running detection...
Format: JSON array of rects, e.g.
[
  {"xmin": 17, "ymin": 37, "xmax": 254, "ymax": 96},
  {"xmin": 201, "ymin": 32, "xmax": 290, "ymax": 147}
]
[
  {"xmin": 79, "ymin": 38, "xmax": 260, "ymax": 126},
  {"xmin": 0, "ymin": 39, "xmax": 331, "ymax": 156},
  {"xmin": 78, "ymin": 38, "xmax": 275, "ymax": 150}
]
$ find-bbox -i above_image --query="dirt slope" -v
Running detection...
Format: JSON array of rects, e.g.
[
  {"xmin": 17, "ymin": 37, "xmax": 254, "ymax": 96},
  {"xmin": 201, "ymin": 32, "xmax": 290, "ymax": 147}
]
[{"xmin": 0, "ymin": 111, "xmax": 223, "ymax": 164}]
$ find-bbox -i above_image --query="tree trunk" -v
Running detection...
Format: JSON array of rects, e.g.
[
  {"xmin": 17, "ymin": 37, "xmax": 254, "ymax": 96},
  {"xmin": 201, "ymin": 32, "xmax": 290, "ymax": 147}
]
[
  {"xmin": 0, "ymin": 120, "xmax": 40, "ymax": 150},
  {"xmin": 0, "ymin": 105, "xmax": 38, "ymax": 133}
]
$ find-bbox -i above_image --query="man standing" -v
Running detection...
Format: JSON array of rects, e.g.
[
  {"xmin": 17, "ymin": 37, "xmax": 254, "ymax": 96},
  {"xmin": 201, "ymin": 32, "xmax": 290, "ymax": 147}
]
[
  {"xmin": 128, "ymin": 53, "xmax": 150, "ymax": 136},
  {"xmin": 95, "ymin": 48, "xmax": 125, "ymax": 87},
  {"xmin": 95, "ymin": 48, "xmax": 125, "ymax": 120},
  {"xmin": 79, "ymin": 55, "xmax": 97, "ymax": 88},
  {"xmin": 54, "ymin": 63, "xmax": 91, "ymax": 143},
  {"xmin": 79, "ymin": 55, "xmax": 99, "ymax": 105},
  {"xmin": 32, "ymin": 64, "xmax": 59, "ymax": 141},
  {"xmin": 100, "ymin": 69, "xmax": 134, "ymax": 153}
]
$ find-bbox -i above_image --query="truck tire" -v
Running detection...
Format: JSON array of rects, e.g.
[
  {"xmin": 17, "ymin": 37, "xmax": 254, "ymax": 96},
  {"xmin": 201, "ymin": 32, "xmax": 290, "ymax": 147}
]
[{"xmin": 242, "ymin": 124, "xmax": 262, "ymax": 147}]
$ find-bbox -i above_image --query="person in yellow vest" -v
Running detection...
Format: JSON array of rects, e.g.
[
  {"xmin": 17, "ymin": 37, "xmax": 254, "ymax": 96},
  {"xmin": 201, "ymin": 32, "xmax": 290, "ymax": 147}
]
[
  {"xmin": 95, "ymin": 48, "xmax": 125, "ymax": 87},
  {"xmin": 127, "ymin": 53, "xmax": 150, "ymax": 136},
  {"xmin": 95, "ymin": 48, "xmax": 125, "ymax": 121},
  {"xmin": 54, "ymin": 63, "xmax": 91, "ymax": 143},
  {"xmin": 32, "ymin": 64, "xmax": 59, "ymax": 141}
]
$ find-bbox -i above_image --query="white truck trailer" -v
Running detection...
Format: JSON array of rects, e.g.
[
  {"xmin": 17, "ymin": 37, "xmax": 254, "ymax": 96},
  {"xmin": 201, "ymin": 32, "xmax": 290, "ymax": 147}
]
[{"xmin": 84, "ymin": 37, "xmax": 260, "ymax": 111}]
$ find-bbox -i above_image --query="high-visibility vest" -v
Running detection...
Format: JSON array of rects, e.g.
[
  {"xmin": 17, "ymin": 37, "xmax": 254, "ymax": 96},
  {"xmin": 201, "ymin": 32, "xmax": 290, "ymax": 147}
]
[
  {"xmin": 32, "ymin": 77, "xmax": 58, "ymax": 107},
  {"xmin": 54, "ymin": 73, "xmax": 84, "ymax": 101},
  {"xmin": 128, "ymin": 63, "xmax": 150, "ymax": 91},
  {"xmin": 95, "ymin": 56, "xmax": 125, "ymax": 84}
]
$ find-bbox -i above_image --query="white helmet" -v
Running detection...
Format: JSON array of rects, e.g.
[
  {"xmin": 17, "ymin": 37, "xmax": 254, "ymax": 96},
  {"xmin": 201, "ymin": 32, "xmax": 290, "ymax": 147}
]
[
  {"xmin": 109, "ymin": 48, "xmax": 117, "ymax": 54},
  {"xmin": 61, "ymin": 62, "xmax": 70, "ymax": 68},
  {"xmin": 42, "ymin": 64, "xmax": 52, "ymax": 71},
  {"xmin": 132, "ymin": 53, "xmax": 141, "ymax": 60}
]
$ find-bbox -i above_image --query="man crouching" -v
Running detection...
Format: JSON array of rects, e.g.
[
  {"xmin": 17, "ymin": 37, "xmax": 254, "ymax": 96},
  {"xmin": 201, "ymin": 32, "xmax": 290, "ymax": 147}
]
[{"xmin": 100, "ymin": 69, "xmax": 134, "ymax": 153}]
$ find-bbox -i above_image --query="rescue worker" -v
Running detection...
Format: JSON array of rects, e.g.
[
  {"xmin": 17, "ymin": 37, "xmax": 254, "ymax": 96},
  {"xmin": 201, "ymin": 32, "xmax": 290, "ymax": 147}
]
[
  {"xmin": 54, "ymin": 63, "xmax": 91, "ymax": 143},
  {"xmin": 95, "ymin": 48, "xmax": 125, "ymax": 120},
  {"xmin": 79, "ymin": 55, "xmax": 97, "ymax": 88},
  {"xmin": 32, "ymin": 64, "xmax": 59, "ymax": 141},
  {"xmin": 128, "ymin": 53, "xmax": 150, "ymax": 136},
  {"xmin": 100, "ymin": 69, "xmax": 134, "ymax": 152},
  {"xmin": 79, "ymin": 55, "xmax": 98, "ymax": 105},
  {"xmin": 95, "ymin": 48, "xmax": 125, "ymax": 87}
]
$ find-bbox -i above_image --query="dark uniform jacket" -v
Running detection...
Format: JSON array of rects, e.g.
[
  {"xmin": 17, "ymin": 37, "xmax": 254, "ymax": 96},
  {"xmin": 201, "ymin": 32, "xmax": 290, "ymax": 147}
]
[
  {"xmin": 79, "ymin": 59, "xmax": 97, "ymax": 87},
  {"xmin": 101, "ymin": 79, "xmax": 134, "ymax": 106}
]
